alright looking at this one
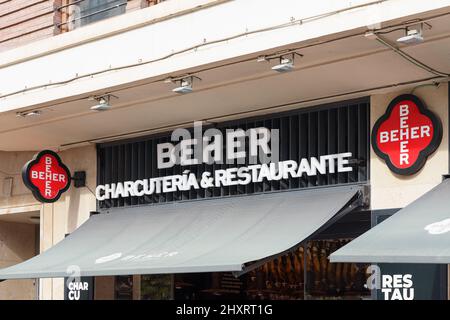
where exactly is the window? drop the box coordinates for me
[74,0,127,28]
[141,275,173,300]
[113,275,173,300]
[114,275,133,300]
[173,242,370,301]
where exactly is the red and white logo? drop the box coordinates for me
[372,94,442,175]
[22,150,71,203]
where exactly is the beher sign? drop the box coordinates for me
[372,94,442,175]
[95,122,355,201]
[22,150,71,203]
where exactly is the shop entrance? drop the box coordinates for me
[0,211,40,300]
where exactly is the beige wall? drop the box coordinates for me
[0,151,40,209]
[94,276,116,300]
[0,145,97,300]
[370,83,449,210]
[0,221,37,300]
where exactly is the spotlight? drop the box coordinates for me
[16,110,41,117]
[271,56,294,72]
[171,76,201,94]
[257,56,269,62]
[397,25,424,45]
[90,95,113,111]
[173,77,193,94]
[257,52,301,73]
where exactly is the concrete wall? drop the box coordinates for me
[0,145,97,300]
[0,221,37,300]
[0,150,41,209]
[370,83,449,210]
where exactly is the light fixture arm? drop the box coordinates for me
[258,51,303,63]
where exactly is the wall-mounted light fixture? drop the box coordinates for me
[89,94,117,111]
[16,110,41,118]
[165,75,201,94]
[257,51,303,73]
[397,24,424,45]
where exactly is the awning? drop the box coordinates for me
[331,179,450,264]
[0,185,361,280]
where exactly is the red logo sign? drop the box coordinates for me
[372,94,442,175]
[22,150,71,203]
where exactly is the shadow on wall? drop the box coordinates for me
[67,187,81,235]
[62,145,97,234]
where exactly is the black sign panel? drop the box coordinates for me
[97,98,370,209]
[64,277,94,300]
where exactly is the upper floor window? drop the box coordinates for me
[73,0,127,28]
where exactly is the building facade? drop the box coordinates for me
[0,0,449,300]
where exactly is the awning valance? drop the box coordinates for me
[331,179,450,264]
[0,185,361,279]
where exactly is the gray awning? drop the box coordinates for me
[331,179,450,264]
[0,185,360,279]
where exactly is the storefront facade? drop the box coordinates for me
[89,85,449,300]
[1,83,449,300]
[94,97,371,300]
[0,0,449,300]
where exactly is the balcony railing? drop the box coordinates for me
[0,0,167,52]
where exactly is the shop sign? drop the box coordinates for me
[64,265,93,300]
[95,122,355,200]
[366,265,414,300]
[372,94,442,175]
[64,277,93,300]
[22,150,71,203]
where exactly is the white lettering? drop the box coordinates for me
[421,125,430,137]
[380,131,389,143]
[400,141,409,153]
[399,104,409,117]
[96,153,354,200]
[249,128,271,159]
[226,130,246,162]
[337,152,353,172]
[400,153,409,165]
[399,117,408,128]
[157,143,176,169]
[180,139,198,166]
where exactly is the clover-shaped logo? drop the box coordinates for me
[22,150,71,203]
[372,94,442,175]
